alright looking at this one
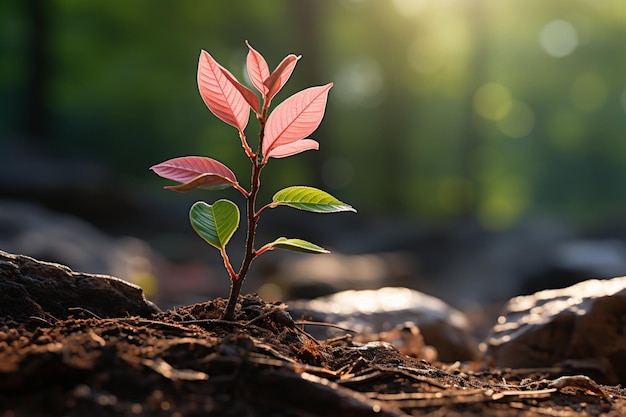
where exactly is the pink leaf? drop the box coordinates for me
[220,67,260,114]
[197,50,250,131]
[164,173,236,192]
[246,41,270,95]
[264,54,300,101]
[262,83,332,160]
[267,139,319,159]
[151,156,237,185]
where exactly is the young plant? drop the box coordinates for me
[151,41,355,320]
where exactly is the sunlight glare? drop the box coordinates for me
[407,20,470,77]
[391,0,427,18]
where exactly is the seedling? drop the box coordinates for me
[151,42,355,320]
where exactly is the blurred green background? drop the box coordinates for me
[3,0,626,232]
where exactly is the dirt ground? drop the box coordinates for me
[1,293,625,417]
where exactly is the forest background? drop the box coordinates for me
[2,1,626,298]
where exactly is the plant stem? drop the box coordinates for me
[222,276,243,321]
[221,152,264,320]
[221,103,269,321]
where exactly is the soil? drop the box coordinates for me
[2,292,626,417]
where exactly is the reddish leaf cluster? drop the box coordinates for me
[197,42,332,162]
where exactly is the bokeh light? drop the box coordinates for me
[539,20,579,58]
[333,57,385,108]
[478,177,530,230]
[473,83,512,121]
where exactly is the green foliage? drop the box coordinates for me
[3,1,626,230]
[189,200,239,250]
[271,186,356,213]
[259,237,330,254]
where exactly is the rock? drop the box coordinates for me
[485,276,626,384]
[0,250,160,323]
[287,287,479,362]
[0,199,231,307]
[0,199,155,282]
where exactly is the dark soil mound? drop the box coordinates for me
[1,251,625,416]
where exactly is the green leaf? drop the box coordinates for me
[261,237,330,254]
[189,200,239,249]
[272,186,356,213]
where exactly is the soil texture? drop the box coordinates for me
[2,293,626,417]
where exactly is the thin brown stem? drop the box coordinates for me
[220,248,237,281]
[254,202,274,219]
[221,113,267,320]
[222,276,243,320]
[232,182,250,198]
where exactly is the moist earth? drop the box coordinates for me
[1,251,625,416]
